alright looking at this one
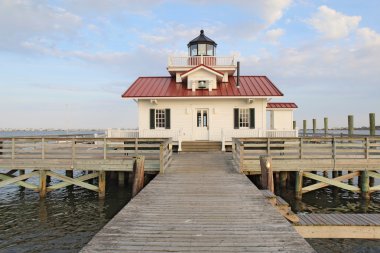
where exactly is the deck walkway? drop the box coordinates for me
[81,152,315,252]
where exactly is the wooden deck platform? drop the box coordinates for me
[81,152,315,252]
[294,213,380,239]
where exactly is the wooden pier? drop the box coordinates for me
[81,152,315,252]
[233,137,380,199]
[0,137,172,198]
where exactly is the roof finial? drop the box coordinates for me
[200,29,204,35]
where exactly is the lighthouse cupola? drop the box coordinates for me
[187,30,217,56]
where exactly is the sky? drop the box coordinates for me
[1,0,380,129]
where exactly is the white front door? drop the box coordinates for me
[195,109,209,140]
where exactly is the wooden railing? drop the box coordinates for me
[0,137,173,172]
[232,137,380,173]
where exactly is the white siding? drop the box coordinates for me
[138,98,267,141]
[270,110,294,130]
[187,69,217,89]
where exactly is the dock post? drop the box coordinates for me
[293,121,296,130]
[260,155,274,193]
[348,115,354,136]
[39,170,47,198]
[118,171,125,187]
[303,120,307,137]
[66,170,73,178]
[369,113,376,136]
[280,172,287,188]
[361,170,370,200]
[324,117,328,136]
[313,119,316,135]
[98,171,106,199]
[295,170,303,200]
[132,156,145,198]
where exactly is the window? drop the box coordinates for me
[155,109,166,128]
[206,44,214,56]
[239,108,249,128]
[190,45,197,56]
[198,44,206,55]
[234,108,255,129]
[150,109,171,129]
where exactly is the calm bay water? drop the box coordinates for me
[0,171,132,253]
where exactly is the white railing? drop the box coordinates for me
[106,128,139,138]
[222,129,298,142]
[168,56,236,67]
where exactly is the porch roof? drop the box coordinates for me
[122,76,284,98]
[267,102,298,109]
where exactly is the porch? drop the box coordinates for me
[107,128,299,151]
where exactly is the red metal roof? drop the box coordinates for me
[122,76,283,98]
[267,102,298,109]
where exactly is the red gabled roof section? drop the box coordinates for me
[122,76,284,98]
[180,64,224,77]
[267,102,298,109]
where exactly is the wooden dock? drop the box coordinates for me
[81,152,315,252]
[294,213,380,239]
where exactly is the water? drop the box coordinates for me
[0,171,132,253]
[275,178,380,253]
[300,129,380,136]
[0,130,104,138]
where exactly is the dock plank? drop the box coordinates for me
[81,153,315,252]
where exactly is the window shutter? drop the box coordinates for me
[150,109,155,129]
[249,108,255,129]
[234,108,239,129]
[165,109,171,129]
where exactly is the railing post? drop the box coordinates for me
[201,54,203,64]
[159,143,164,173]
[221,129,226,151]
[239,142,244,173]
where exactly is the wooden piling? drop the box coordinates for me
[369,113,376,136]
[293,121,296,130]
[118,172,125,187]
[0,141,2,155]
[280,171,287,188]
[348,115,354,137]
[361,171,370,200]
[303,120,307,137]
[66,170,73,178]
[98,171,106,199]
[313,119,316,135]
[323,171,328,178]
[260,156,274,193]
[39,170,47,198]
[19,170,25,176]
[132,156,145,198]
[324,117,328,136]
[295,170,303,200]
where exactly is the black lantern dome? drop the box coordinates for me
[187,30,217,56]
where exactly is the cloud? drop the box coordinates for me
[307,5,361,39]
[264,28,285,44]
[0,0,82,50]
[356,27,380,47]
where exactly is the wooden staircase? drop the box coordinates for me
[181,141,222,152]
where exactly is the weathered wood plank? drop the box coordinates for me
[81,153,314,253]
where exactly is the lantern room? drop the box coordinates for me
[187,30,217,56]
